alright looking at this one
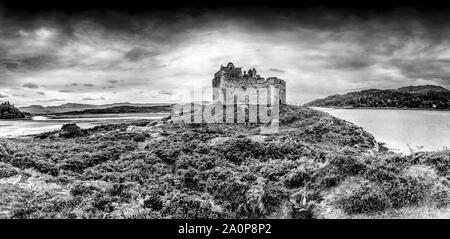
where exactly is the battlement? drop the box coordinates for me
[212,62,286,105]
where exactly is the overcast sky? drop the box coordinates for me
[2,7,450,106]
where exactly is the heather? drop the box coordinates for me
[0,105,449,218]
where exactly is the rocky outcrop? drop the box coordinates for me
[59,123,85,138]
[150,104,380,151]
[0,101,25,119]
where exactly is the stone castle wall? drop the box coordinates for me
[212,62,286,105]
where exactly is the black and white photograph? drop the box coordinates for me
[1,0,450,227]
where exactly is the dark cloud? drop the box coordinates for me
[326,55,376,70]
[37,98,66,102]
[158,90,173,95]
[124,47,159,62]
[0,59,20,71]
[389,58,450,88]
[3,7,450,105]
[36,91,46,95]
[22,82,39,89]
[17,55,56,71]
[269,68,285,73]
[58,89,72,93]
[82,96,105,101]
[2,8,450,50]
[0,94,8,98]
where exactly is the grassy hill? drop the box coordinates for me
[305,85,450,109]
[0,105,449,218]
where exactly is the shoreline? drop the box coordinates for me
[311,106,450,154]
[309,106,450,111]
[0,112,170,121]
[0,117,163,139]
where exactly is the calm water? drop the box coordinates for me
[314,107,450,153]
[0,113,169,138]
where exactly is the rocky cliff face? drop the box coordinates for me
[0,102,25,119]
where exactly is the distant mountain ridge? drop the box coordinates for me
[53,105,173,115]
[20,102,172,114]
[305,85,450,109]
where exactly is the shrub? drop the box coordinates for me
[336,165,450,215]
[384,176,428,208]
[241,178,266,218]
[70,182,105,197]
[262,140,305,161]
[261,182,288,213]
[364,156,404,182]
[260,159,298,181]
[328,155,366,176]
[132,134,147,142]
[205,168,250,209]
[9,151,35,169]
[119,160,154,183]
[107,182,139,201]
[91,193,115,212]
[179,167,202,190]
[290,201,316,219]
[336,180,392,214]
[33,159,58,176]
[430,182,450,207]
[422,153,450,176]
[386,165,449,208]
[309,155,366,191]
[211,138,265,164]
[161,193,224,219]
[284,168,309,188]
[144,194,163,211]
[174,154,216,172]
[58,155,90,173]
[0,162,19,178]
[0,144,10,162]
[150,140,183,164]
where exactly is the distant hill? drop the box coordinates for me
[0,101,25,119]
[305,85,450,109]
[20,102,172,114]
[54,105,173,115]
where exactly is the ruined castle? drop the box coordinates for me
[212,62,286,105]
[171,62,285,128]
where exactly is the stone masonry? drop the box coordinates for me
[212,62,286,106]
